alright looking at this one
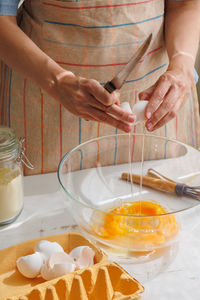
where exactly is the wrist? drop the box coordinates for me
[41,67,65,96]
[168,54,195,84]
[45,67,78,100]
[36,56,74,97]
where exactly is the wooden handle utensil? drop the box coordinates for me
[121,173,200,200]
[121,172,176,193]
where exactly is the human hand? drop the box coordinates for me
[139,58,195,131]
[51,71,135,132]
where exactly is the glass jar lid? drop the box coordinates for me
[0,126,19,160]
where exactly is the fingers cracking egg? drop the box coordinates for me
[119,101,149,125]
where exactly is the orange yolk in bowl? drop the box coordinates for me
[91,201,179,249]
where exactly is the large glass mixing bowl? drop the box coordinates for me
[57,134,200,262]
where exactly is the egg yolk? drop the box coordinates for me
[91,201,179,248]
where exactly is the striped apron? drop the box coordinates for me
[0,0,199,175]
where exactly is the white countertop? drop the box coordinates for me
[1,172,200,300]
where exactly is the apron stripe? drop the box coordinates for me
[56,0,65,164]
[192,86,200,146]
[97,123,100,162]
[2,65,7,125]
[41,93,44,174]
[0,63,5,125]
[44,14,163,29]
[189,91,195,146]
[108,0,117,166]
[43,38,156,49]
[0,62,2,124]
[23,24,33,175]
[8,69,12,127]
[57,61,128,67]
[23,79,27,153]
[78,149,83,170]
[78,118,83,170]
[78,0,89,168]
[131,5,138,163]
[147,2,157,161]
[99,64,167,85]
[126,64,167,83]
[131,91,138,162]
[175,116,178,140]
[97,123,100,138]
[80,0,88,79]
[2,112,95,133]
[55,47,163,67]
[4,67,9,126]
[0,62,3,99]
[114,128,118,165]
[111,4,118,165]
[164,125,167,159]
[42,0,154,10]
[60,104,62,160]
[148,46,163,56]
[79,117,82,144]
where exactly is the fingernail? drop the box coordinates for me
[147,122,153,131]
[139,94,145,100]
[124,124,132,132]
[146,112,151,119]
[128,114,135,122]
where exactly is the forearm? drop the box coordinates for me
[0,16,65,95]
[0,16,135,132]
[165,0,200,74]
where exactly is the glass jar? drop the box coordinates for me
[0,126,33,225]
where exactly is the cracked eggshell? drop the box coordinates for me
[41,263,76,281]
[69,246,95,269]
[132,100,149,124]
[41,252,76,281]
[16,252,43,279]
[119,102,132,113]
[48,252,74,268]
[34,240,64,262]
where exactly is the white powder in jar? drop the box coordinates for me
[0,168,23,223]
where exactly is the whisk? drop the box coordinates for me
[121,171,200,200]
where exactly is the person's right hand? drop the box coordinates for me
[51,71,135,132]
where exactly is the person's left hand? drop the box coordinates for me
[139,62,195,131]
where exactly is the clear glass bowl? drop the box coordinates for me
[57,134,200,262]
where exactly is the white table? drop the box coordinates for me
[1,172,200,300]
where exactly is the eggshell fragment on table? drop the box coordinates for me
[16,252,43,279]
[34,240,64,262]
[41,252,76,281]
[69,246,95,269]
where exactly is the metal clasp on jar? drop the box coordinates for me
[16,137,34,169]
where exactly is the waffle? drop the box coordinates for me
[0,231,144,300]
